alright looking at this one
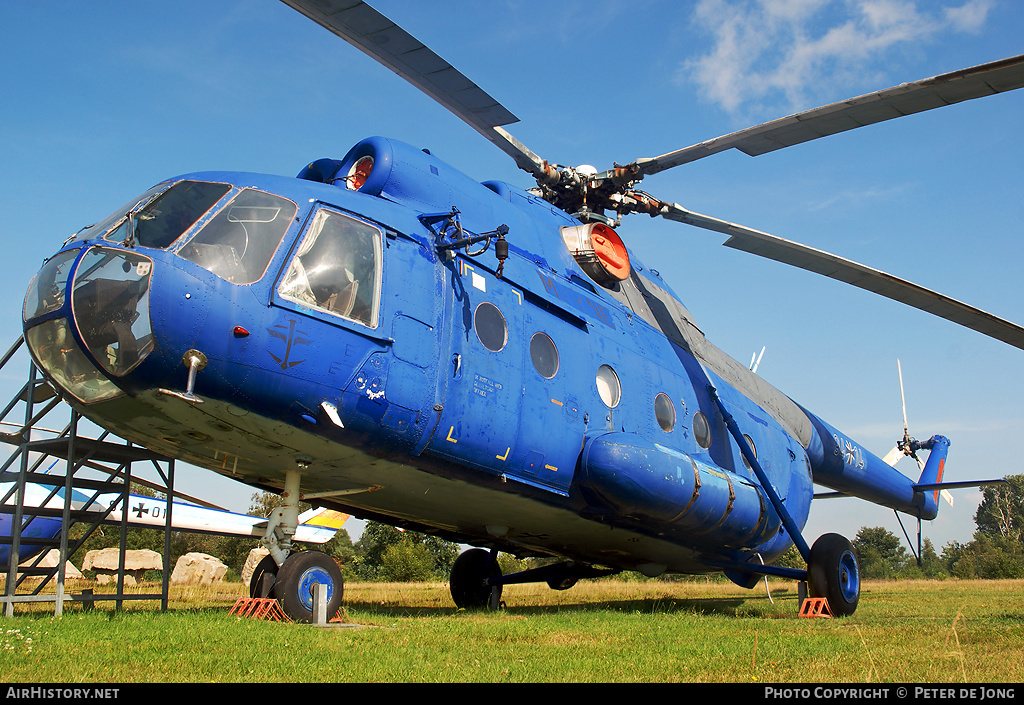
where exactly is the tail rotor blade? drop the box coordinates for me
[882,445,903,467]
[749,346,765,374]
[897,359,909,437]
[883,359,915,468]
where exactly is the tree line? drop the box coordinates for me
[852,474,1024,580]
[67,488,461,582]
[69,475,1024,582]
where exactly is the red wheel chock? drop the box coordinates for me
[228,597,291,621]
[799,597,833,618]
[228,597,346,624]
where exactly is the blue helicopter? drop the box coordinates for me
[18,0,1024,621]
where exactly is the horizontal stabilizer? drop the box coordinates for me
[913,479,1007,492]
[812,491,849,499]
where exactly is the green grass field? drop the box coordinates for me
[1,578,1021,683]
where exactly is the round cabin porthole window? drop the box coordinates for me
[474,302,507,352]
[530,332,559,379]
[655,392,675,432]
[693,410,712,449]
[596,364,621,408]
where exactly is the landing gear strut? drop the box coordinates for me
[709,386,861,616]
[448,548,621,609]
[257,464,345,623]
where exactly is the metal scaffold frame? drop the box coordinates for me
[0,337,176,616]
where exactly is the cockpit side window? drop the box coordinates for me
[277,208,382,328]
[178,188,297,285]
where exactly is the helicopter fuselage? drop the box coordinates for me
[21,136,939,581]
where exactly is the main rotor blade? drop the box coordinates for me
[658,202,1024,351]
[636,54,1024,177]
[897,359,908,436]
[282,0,548,177]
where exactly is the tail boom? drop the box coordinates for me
[804,408,950,519]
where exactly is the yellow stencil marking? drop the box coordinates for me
[446,426,458,443]
[496,447,510,461]
[544,465,558,471]
[513,290,522,305]
[550,399,564,406]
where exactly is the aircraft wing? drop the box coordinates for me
[3,483,348,544]
[108,494,348,544]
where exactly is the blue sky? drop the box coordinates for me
[2,0,1022,553]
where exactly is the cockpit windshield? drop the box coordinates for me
[65,179,297,286]
[101,180,231,248]
[178,188,297,285]
[67,182,169,244]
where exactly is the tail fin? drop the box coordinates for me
[892,434,1004,520]
[912,435,950,519]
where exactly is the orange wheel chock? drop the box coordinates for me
[228,597,291,622]
[228,597,346,624]
[799,597,833,618]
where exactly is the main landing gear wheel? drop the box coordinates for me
[450,548,502,609]
[275,550,345,623]
[807,533,860,617]
[249,554,279,598]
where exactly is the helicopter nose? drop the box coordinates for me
[23,245,155,404]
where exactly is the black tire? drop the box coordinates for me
[807,533,860,617]
[450,548,501,609]
[546,575,577,591]
[249,554,279,599]
[275,551,345,623]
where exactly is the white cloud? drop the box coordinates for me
[944,0,994,30]
[679,0,995,118]
[804,183,910,211]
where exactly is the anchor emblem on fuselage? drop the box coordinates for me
[267,317,312,370]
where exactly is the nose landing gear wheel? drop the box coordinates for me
[807,533,860,617]
[275,551,345,623]
[249,554,279,598]
[450,548,502,609]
